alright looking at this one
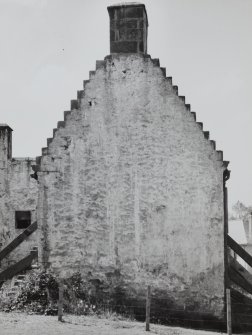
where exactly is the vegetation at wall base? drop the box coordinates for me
[0,270,135,319]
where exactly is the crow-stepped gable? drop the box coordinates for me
[1,3,251,333]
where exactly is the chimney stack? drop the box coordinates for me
[107,3,148,54]
[0,124,12,165]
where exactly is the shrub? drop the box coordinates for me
[0,270,135,319]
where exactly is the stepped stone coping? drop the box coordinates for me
[35,55,229,176]
[57,121,65,128]
[77,90,84,100]
[191,112,196,121]
[152,58,160,66]
[173,86,178,95]
[89,71,96,78]
[96,60,105,69]
[166,77,172,84]
[162,74,224,165]
[42,148,48,155]
[160,67,166,76]
[179,96,185,103]
[64,111,71,121]
[83,80,90,88]
[71,100,78,110]
[185,104,190,111]
[197,122,203,129]
[47,138,53,146]
[210,140,216,150]
[216,150,223,160]
[204,131,210,139]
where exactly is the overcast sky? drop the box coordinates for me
[0,0,251,209]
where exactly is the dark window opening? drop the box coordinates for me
[15,211,31,229]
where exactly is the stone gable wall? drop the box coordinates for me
[37,54,226,319]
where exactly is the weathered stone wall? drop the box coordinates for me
[37,54,227,319]
[0,157,38,269]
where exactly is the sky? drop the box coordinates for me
[0,0,251,209]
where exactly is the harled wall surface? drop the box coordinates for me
[37,54,226,320]
[0,156,38,270]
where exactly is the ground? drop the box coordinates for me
[0,312,229,335]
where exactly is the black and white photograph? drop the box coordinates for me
[0,1,252,334]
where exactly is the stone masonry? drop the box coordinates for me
[37,49,228,322]
[0,3,230,328]
[0,125,38,270]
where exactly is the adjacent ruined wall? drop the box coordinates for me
[0,127,38,269]
[37,54,227,320]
